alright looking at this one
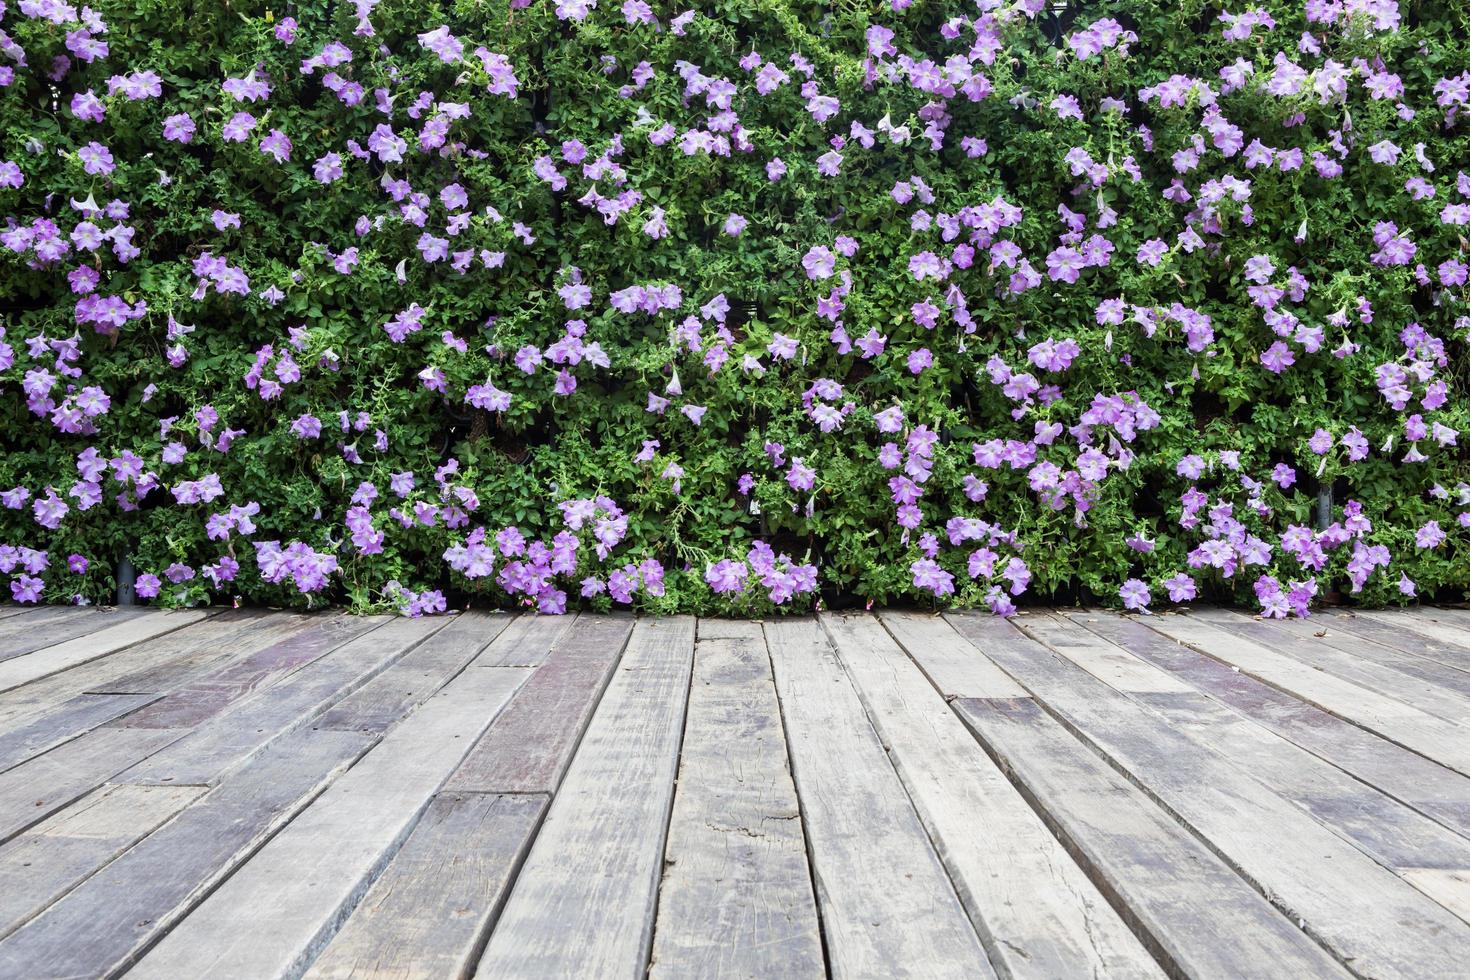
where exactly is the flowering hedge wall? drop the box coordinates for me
[0,0,1467,617]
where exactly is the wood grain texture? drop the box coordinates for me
[444,613,633,794]
[316,610,516,734]
[1022,613,1470,875]
[1070,609,1470,841]
[0,692,156,773]
[1189,607,1470,722]
[475,617,695,980]
[0,783,204,938]
[305,792,548,980]
[0,609,215,694]
[0,726,183,843]
[471,612,577,666]
[117,615,438,785]
[127,665,531,980]
[649,621,824,980]
[765,617,995,980]
[1353,608,1470,650]
[1143,611,1470,776]
[0,728,373,978]
[1270,609,1470,687]
[950,611,1470,979]
[0,608,145,664]
[877,610,1028,698]
[115,613,380,728]
[843,612,1162,979]
[954,695,1350,978]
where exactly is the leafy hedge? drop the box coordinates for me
[0,0,1467,616]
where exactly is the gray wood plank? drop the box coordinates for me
[444,614,633,794]
[1301,609,1470,673]
[649,621,824,980]
[127,664,532,980]
[1144,612,1470,775]
[949,611,1470,977]
[316,610,518,734]
[0,612,290,731]
[0,607,94,647]
[475,617,695,980]
[1069,609,1470,842]
[0,606,42,623]
[0,610,216,693]
[472,612,577,666]
[0,784,205,938]
[115,614,380,729]
[0,693,156,774]
[1355,608,1470,650]
[953,695,1350,978]
[1189,607,1470,722]
[116,616,440,786]
[0,727,373,978]
[838,613,1162,979]
[304,792,548,980]
[0,608,145,664]
[1022,613,1470,876]
[0,727,184,843]
[764,617,995,980]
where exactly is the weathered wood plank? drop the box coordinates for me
[444,614,633,794]
[1189,607,1470,722]
[116,616,440,786]
[0,727,183,843]
[953,695,1350,978]
[764,617,994,980]
[304,792,548,980]
[475,617,695,980]
[1070,609,1470,841]
[316,610,517,734]
[92,609,307,693]
[0,608,145,664]
[1304,609,1470,673]
[0,784,205,938]
[878,609,1028,698]
[115,614,380,729]
[0,606,42,623]
[0,727,373,978]
[0,610,216,694]
[649,621,824,980]
[0,693,156,774]
[126,664,531,980]
[1354,608,1470,650]
[1022,613,1470,876]
[1144,612,1470,775]
[837,613,1161,979]
[472,612,577,666]
[0,607,94,648]
[949,611,1470,978]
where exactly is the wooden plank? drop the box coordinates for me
[953,695,1350,978]
[444,614,633,794]
[472,612,577,666]
[304,792,548,980]
[649,621,824,980]
[0,608,145,664]
[115,613,381,729]
[877,610,1028,698]
[1267,610,1470,700]
[838,613,1160,979]
[0,609,215,693]
[116,616,440,786]
[126,665,532,980]
[1188,607,1470,722]
[948,611,1470,977]
[1021,613,1470,875]
[316,610,517,734]
[0,606,42,623]
[1309,609,1470,671]
[1354,608,1470,650]
[0,727,183,843]
[0,784,205,938]
[93,610,308,693]
[0,693,156,774]
[476,618,695,979]
[764,617,994,980]
[1143,612,1470,775]
[0,727,374,978]
[0,607,93,647]
[1069,610,1470,841]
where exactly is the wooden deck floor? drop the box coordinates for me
[1,605,1470,977]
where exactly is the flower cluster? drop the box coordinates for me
[0,1,1466,618]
